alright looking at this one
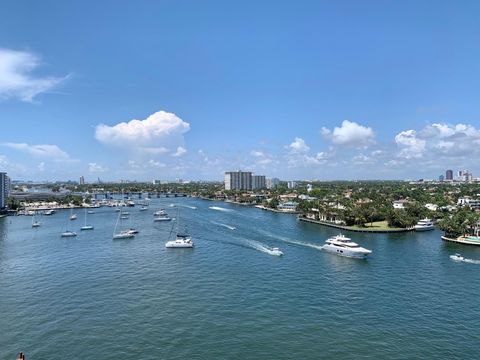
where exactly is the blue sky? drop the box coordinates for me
[1,0,480,181]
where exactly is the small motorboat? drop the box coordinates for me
[450,253,465,262]
[113,230,135,239]
[81,225,94,231]
[70,214,77,220]
[269,247,284,256]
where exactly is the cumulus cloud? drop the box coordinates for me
[0,48,67,102]
[172,146,187,157]
[148,159,166,168]
[395,123,480,161]
[323,120,375,148]
[394,130,426,159]
[3,142,70,160]
[95,110,190,153]
[288,137,310,153]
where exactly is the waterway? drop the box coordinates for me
[1,198,479,359]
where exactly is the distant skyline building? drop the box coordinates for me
[287,181,298,189]
[439,175,444,182]
[266,178,280,189]
[446,170,453,181]
[224,171,252,191]
[252,175,266,190]
[0,172,11,209]
[79,176,85,185]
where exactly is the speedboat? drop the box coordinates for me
[139,206,148,211]
[322,234,372,259]
[70,214,77,220]
[81,225,94,231]
[153,210,166,216]
[269,247,283,256]
[32,221,41,228]
[87,210,95,214]
[44,209,55,215]
[414,218,434,231]
[113,230,135,239]
[61,231,77,237]
[165,234,194,248]
[450,253,464,262]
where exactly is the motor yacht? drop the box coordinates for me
[414,218,434,231]
[153,210,166,216]
[322,234,372,259]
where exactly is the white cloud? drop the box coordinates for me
[3,142,70,160]
[37,162,45,172]
[323,120,375,148]
[395,130,426,159]
[138,146,170,155]
[172,146,187,157]
[88,162,107,173]
[288,137,310,153]
[250,150,265,157]
[0,48,67,102]
[95,111,190,153]
[148,159,166,168]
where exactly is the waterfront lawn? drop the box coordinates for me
[345,220,405,232]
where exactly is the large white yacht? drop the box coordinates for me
[322,234,372,259]
[414,218,434,231]
[165,233,194,248]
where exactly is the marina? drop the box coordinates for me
[1,197,479,359]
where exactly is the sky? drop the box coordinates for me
[0,0,480,182]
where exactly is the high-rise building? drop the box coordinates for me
[224,171,252,190]
[79,176,85,185]
[287,181,298,189]
[445,170,453,181]
[0,172,10,209]
[439,175,445,182]
[252,175,266,190]
[266,177,280,189]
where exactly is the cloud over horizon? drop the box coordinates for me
[95,110,190,157]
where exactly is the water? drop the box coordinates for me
[1,198,480,359]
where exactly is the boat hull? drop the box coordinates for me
[322,244,370,259]
[414,226,434,231]
[165,242,194,248]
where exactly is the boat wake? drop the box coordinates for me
[258,230,324,251]
[209,206,233,212]
[183,205,197,209]
[451,255,480,264]
[212,221,236,230]
[244,240,283,256]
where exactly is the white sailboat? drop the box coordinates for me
[80,208,94,230]
[69,208,77,220]
[32,211,41,228]
[113,210,135,239]
[165,209,193,248]
[61,210,77,237]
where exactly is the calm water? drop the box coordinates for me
[1,198,479,359]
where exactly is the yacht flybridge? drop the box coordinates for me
[322,234,371,259]
[414,218,434,231]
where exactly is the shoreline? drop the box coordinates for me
[441,235,480,246]
[298,216,413,233]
